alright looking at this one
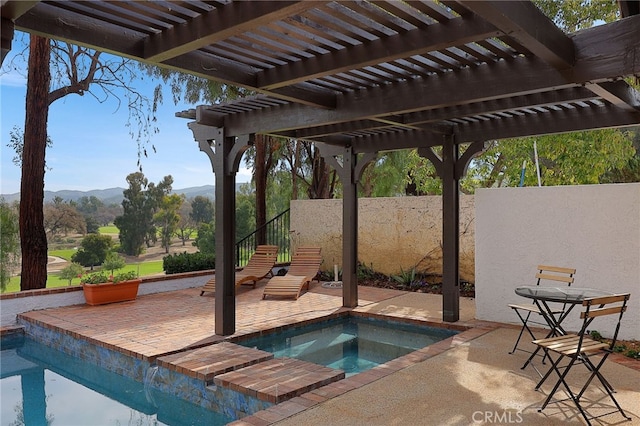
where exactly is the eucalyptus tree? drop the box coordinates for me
[4,34,159,290]
[75,196,107,233]
[114,172,173,256]
[176,199,195,246]
[278,139,337,200]
[154,193,184,253]
[358,151,411,197]
[144,175,174,247]
[190,195,214,225]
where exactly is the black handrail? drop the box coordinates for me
[235,209,290,267]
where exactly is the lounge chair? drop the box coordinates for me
[200,245,278,296]
[262,246,322,300]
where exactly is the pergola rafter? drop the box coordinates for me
[2,0,639,335]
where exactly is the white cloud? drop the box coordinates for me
[0,70,27,88]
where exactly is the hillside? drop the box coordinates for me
[0,185,234,204]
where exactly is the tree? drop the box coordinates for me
[102,252,126,276]
[114,172,173,255]
[534,0,619,33]
[7,125,52,168]
[177,200,195,245]
[0,198,20,291]
[97,204,123,227]
[358,151,409,197]
[75,196,106,233]
[194,222,215,256]
[154,194,184,253]
[19,35,50,291]
[142,65,249,106]
[278,139,336,200]
[6,33,159,291]
[71,234,113,270]
[144,175,174,247]
[601,126,640,183]
[250,134,282,244]
[43,197,86,239]
[58,263,84,286]
[115,172,151,256]
[190,196,214,225]
[236,185,256,241]
[459,130,635,191]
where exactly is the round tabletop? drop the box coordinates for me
[515,286,614,304]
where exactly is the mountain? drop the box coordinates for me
[1,185,222,205]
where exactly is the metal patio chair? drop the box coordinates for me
[508,265,576,355]
[532,293,631,425]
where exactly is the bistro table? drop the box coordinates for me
[514,285,615,371]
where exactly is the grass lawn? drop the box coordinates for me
[98,225,119,235]
[49,249,76,261]
[2,260,165,293]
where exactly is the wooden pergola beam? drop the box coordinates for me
[221,15,640,136]
[460,1,575,70]
[144,1,323,62]
[256,14,499,90]
[279,86,603,139]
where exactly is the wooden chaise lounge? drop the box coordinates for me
[262,246,322,300]
[200,244,278,296]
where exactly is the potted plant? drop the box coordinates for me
[80,253,141,305]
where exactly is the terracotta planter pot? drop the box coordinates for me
[82,279,141,306]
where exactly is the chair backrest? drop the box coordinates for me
[535,265,575,287]
[242,245,278,273]
[288,246,322,279]
[578,293,630,349]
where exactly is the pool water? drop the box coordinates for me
[0,334,232,426]
[236,315,457,377]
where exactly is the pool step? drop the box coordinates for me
[155,342,273,384]
[213,357,345,404]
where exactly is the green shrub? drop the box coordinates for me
[163,252,215,274]
[58,263,85,286]
[80,271,109,284]
[102,252,126,276]
[626,349,640,360]
[113,270,138,283]
[392,267,417,288]
[357,262,377,281]
[589,330,603,341]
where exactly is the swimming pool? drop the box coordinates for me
[0,333,232,426]
[235,314,458,377]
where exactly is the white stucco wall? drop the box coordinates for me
[475,183,640,340]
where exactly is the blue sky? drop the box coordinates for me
[0,34,251,195]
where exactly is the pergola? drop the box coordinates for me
[2,1,639,335]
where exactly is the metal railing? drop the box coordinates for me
[235,209,290,267]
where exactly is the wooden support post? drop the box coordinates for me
[316,143,376,308]
[441,138,460,322]
[341,146,358,307]
[419,139,486,322]
[188,122,251,335]
[213,135,237,335]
